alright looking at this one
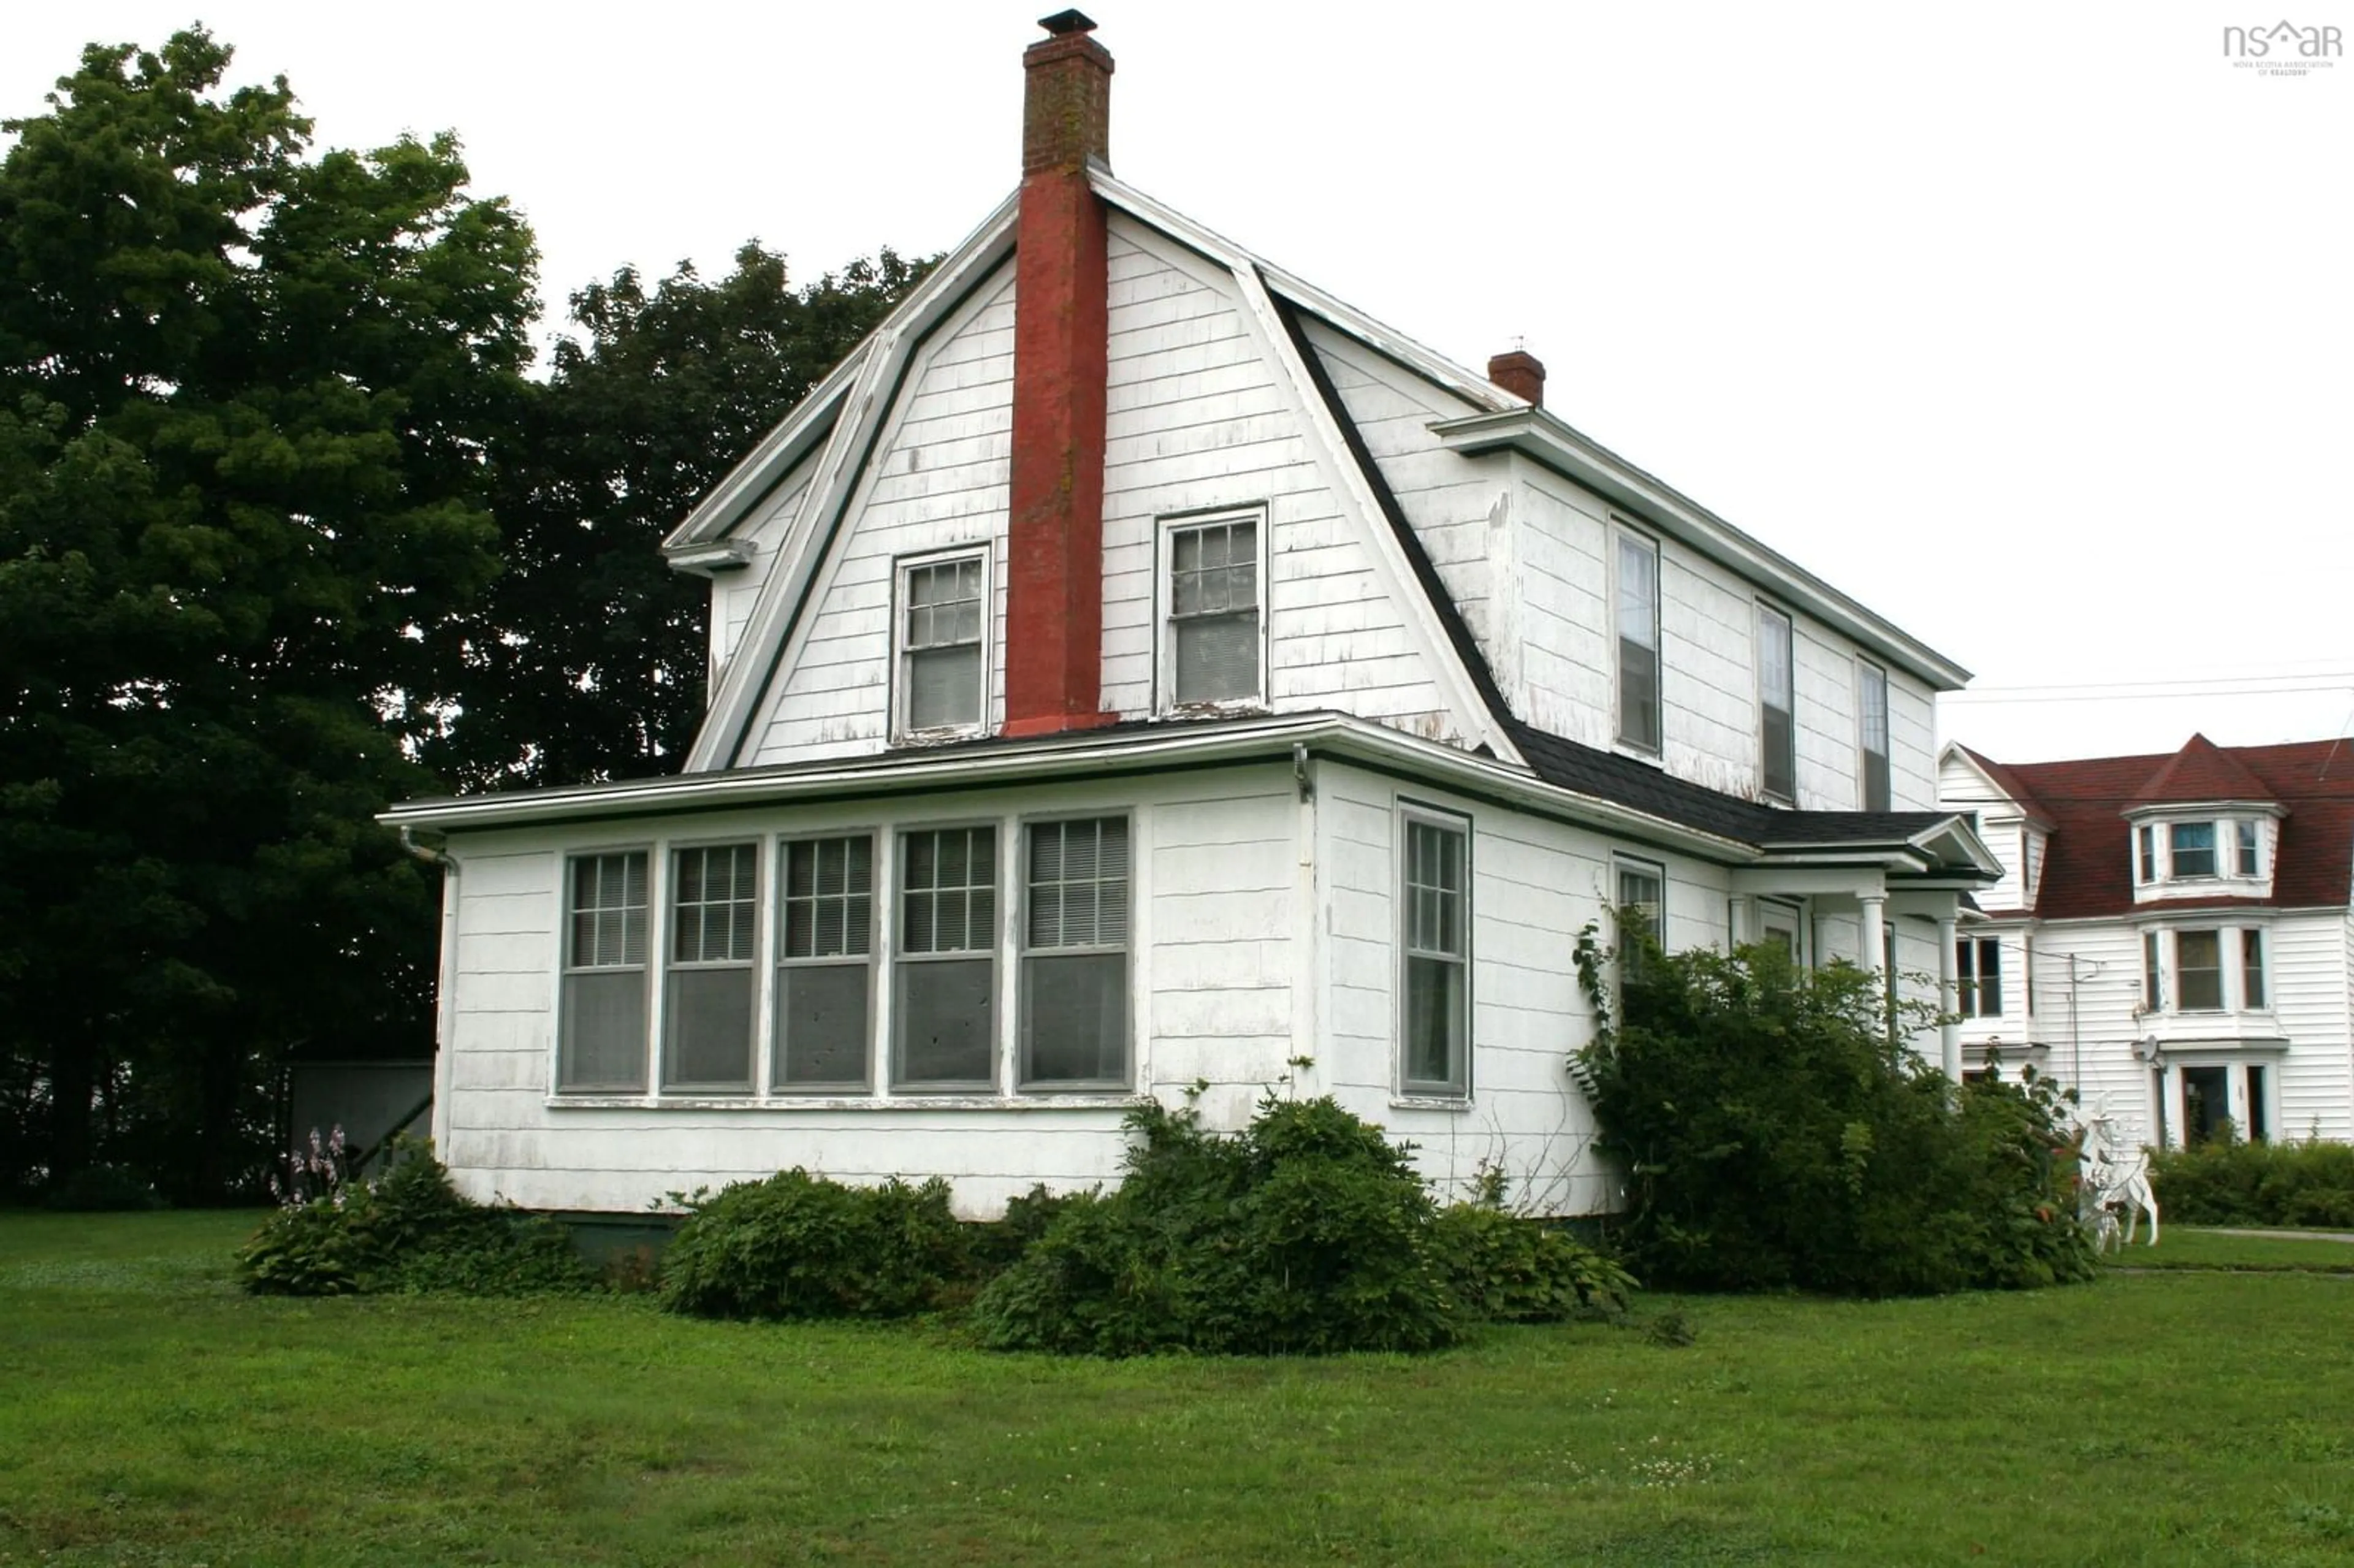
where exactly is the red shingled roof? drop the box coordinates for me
[1968,735,2354,919]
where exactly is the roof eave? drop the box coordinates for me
[1430,408,1972,692]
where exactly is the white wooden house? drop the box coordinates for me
[1939,734,2354,1147]
[385,14,1998,1218]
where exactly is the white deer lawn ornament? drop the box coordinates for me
[2078,1100,2160,1250]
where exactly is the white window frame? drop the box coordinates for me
[2235,819,2261,878]
[1154,505,1269,715]
[1756,602,1796,804]
[890,820,1003,1093]
[557,847,655,1094]
[890,544,992,744]
[1613,854,1668,958]
[1612,525,1663,754]
[1956,935,2003,1019]
[1018,813,1134,1092]
[2168,821,2219,881]
[1856,660,1891,812]
[2173,927,2225,1013]
[660,838,763,1095]
[772,831,879,1094]
[1397,802,1474,1099]
[2241,927,2268,1011]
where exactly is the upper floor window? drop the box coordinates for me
[1758,605,1794,802]
[1857,661,1891,812]
[1401,812,1471,1097]
[1955,936,2002,1018]
[560,851,650,1093]
[1615,532,1661,751]
[896,550,988,739]
[2142,931,2162,1011]
[2236,820,2260,877]
[1162,512,1263,709]
[2169,822,2217,879]
[2174,929,2223,1011]
[1021,816,1132,1089]
[2138,825,2157,882]
[2242,929,2267,1010]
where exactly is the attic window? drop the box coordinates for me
[1160,511,1264,710]
[896,550,989,740]
[1615,532,1661,752]
[1758,604,1795,802]
[1857,661,1891,812]
[2169,822,2217,879]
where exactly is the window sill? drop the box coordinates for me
[546,1093,1148,1112]
[1389,1094,1474,1113]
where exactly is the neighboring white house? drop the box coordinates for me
[1938,734,2354,1147]
[384,13,1997,1218]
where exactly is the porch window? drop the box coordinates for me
[560,851,649,1092]
[1615,532,1661,750]
[1858,661,1891,812]
[2242,929,2266,1010]
[663,843,758,1092]
[1956,936,2003,1018]
[896,551,988,738]
[1758,605,1795,802]
[2169,822,2217,879]
[1164,513,1262,707]
[1021,816,1131,1089]
[894,826,997,1089]
[2175,929,2222,1011]
[775,835,874,1090]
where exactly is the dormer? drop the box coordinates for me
[2122,734,2285,905]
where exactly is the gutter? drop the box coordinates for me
[1428,408,1972,692]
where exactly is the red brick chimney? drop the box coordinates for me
[1004,10,1117,737]
[1488,348,1545,408]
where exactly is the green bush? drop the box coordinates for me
[237,1141,596,1297]
[1428,1203,1637,1322]
[969,1095,1471,1357]
[1571,931,2094,1296]
[2150,1136,2354,1228]
[657,1170,970,1320]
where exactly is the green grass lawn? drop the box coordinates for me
[2103,1226,2354,1274]
[4,1212,2352,1567]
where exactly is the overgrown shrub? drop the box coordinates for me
[1428,1203,1637,1322]
[2151,1136,2354,1228]
[237,1135,596,1296]
[657,1170,970,1320]
[1571,931,2094,1295]
[970,1095,1472,1356]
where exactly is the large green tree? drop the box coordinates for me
[436,244,930,790]
[0,31,536,1197]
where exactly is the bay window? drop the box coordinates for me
[2242,929,2266,1010]
[2174,929,2223,1011]
[2169,823,2217,879]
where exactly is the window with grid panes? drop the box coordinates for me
[894,826,997,1089]
[899,554,986,735]
[665,843,758,1091]
[775,835,874,1090]
[1167,516,1261,706]
[1759,605,1795,801]
[1401,816,1470,1094]
[1616,533,1661,750]
[1021,818,1130,1087]
[561,853,649,1091]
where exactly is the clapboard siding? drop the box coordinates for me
[707,462,817,682]
[1097,216,1456,734]
[744,268,1018,763]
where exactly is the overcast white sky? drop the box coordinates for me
[6,2,2347,767]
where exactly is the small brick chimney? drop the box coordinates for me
[1004,10,1117,737]
[1488,348,1546,408]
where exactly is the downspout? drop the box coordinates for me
[400,828,460,1159]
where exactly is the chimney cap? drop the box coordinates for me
[1038,9,1097,34]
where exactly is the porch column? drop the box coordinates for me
[1727,895,1757,948]
[2162,1064,2188,1150]
[1859,894,1887,974]
[1936,913,1961,1081]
